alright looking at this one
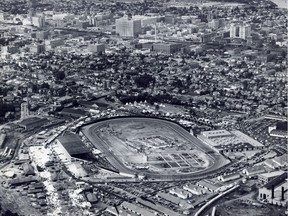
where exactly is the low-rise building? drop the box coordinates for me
[121,201,157,216]
[88,43,105,54]
[242,165,266,178]
[258,172,287,207]
[156,192,192,209]
[169,187,192,199]
[218,173,241,182]
[196,179,230,193]
[136,197,181,216]
[183,184,207,195]
[17,117,49,131]
[258,170,285,184]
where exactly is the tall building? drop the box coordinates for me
[230,23,240,38]
[239,24,251,40]
[28,0,37,22]
[36,30,49,40]
[209,19,225,29]
[30,43,45,54]
[115,15,142,37]
[230,23,251,40]
[200,33,215,43]
[21,102,30,120]
[32,15,45,28]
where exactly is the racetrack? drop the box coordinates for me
[81,117,230,180]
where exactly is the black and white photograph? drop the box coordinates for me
[0,0,287,215]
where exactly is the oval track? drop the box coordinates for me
[81,117,230,180]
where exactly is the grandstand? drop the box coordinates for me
[56,133,91,162]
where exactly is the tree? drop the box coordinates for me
[53,71,65,80]
[155,104,160,111]
[134,74,154,88]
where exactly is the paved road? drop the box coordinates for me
[81,117,230,180]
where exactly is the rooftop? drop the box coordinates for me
[273,154,288,166]
[245,165,266,173]
[197,179,224,191]
[202,129,233,138]
[263,172,287,189]
[259,170,285,178]
[18,117,49,128]
[121,201,156,216]
[60,108,87,117]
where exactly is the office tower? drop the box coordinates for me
[28,0,37,22]
[36,30,49,40]
[230,23,240,38]
[32,15,45,28]
[21,102,30,119]
[115,15,142,37]
[239,24,251,40]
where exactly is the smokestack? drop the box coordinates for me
[281,186,285,201]
[154,25,157,42]
[271,185,275,199]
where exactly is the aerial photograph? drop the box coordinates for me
[0,0,287,215]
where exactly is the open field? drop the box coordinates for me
[82,117,230,180]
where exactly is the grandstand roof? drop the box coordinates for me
[57,134,90,156]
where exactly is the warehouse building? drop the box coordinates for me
[197,129,265,153]
[169,187,192,199]
[121,201,157,216]
[183,184,208,195]
[56,133,91,162]
[18,117,49,131]
[258,170,285,184]
[60,108,88,118]
[242,165,266,178]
